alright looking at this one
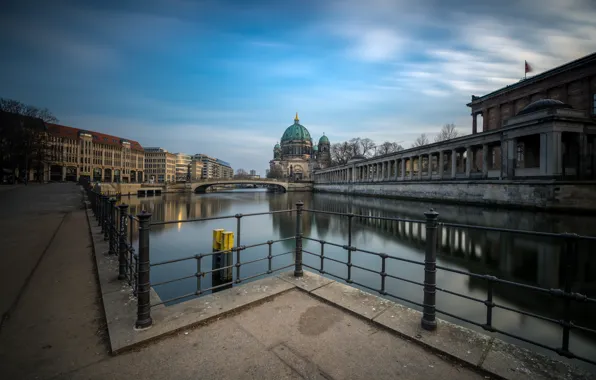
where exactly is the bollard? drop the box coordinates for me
[118,204,129,280]
[294,201,304,277]
[421,208,439,331]
[108,198,117,250]
[136,211,152,329]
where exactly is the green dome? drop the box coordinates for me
[274,143,280,149]
[281,113,311,142]
[313,145,318,151]
[319,134,329,144]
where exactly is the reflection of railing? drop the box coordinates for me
[86,189,596,367]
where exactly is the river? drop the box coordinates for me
[120,189,596,369]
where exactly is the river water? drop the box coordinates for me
[121,189,596,369]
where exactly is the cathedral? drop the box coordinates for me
[269,113,331,180]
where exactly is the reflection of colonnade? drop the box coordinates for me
[305,194,596,293]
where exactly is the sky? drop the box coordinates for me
[1,0,595,174]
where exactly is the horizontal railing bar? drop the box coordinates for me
[384,254,426,266]
[350,263,380,275]
[201,263,236,276]
[242,236,295,249]
[150,255,198,267]
[570,323,596,335]
[152,274,197,287]
[440,222,596,241]
[271,251,293,258]
[386,273,425,288]
[303,209,425,224]
[150,209,295,226]
[240,256,269,266]
[494,303,561,325]
[435,286,484,303]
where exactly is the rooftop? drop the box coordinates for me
[47,123,144,152]
[467,52,596,107]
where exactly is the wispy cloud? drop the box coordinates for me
[1,0,595,173]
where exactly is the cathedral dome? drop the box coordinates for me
[313,145,318,151]
[281,113,311,143]
[274,142,280,149]
[319,134,329,144]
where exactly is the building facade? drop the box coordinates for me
[46,123,144,183]
[189,160,203,181]
[144,147,176,183]
[269,113,330,180]
[468,52,596,134]
[175,153,192,182]
[193,154,233,179]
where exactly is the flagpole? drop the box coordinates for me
[524,61,526,80]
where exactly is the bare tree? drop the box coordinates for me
[0,97,58,123]
[347,138,362,156]
[376,141,404,156]
[330,141,355,166]
[234,168,249,179]
[359,138,376,158]
[411,133,429,148]
[434,123,459,143]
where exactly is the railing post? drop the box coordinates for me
[294,201,304,277]
[99,195,106,227]
[101,197,113,241]
[560,234,578,357]
[106,198,115,241]
[108,198,116,249]
[118,204,129,280]
[136,211,153,329]
[421,208,439,331]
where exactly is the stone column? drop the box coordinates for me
[417,156,422,180]
[394,159,398,180]
[482,109,488,132]
[409,158,414,180]
[380,162,384,181]
[546,132,563,177]
[428,153,433,176]
[539,133,548,176]
[401,159,406,180]
[579,133,589,180]
[61,166,67,181]
[451,149,457,178]
[438,151,444,179]
[482,144,489,177]
[465,147,472,177]
[506,138,517,178]
[472,112,477,134]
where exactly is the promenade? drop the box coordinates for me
[0,184,591,379]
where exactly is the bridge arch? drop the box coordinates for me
[191,179,288,193]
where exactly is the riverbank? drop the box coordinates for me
[313,180,596,214]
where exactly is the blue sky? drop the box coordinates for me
[1,0,595,174]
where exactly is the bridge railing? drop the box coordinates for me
[86,189,596,367]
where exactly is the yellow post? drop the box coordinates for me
[212,229,235,289]
[212,229,224,251]
[221,231,234,251]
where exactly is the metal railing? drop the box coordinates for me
[85,189,596,366]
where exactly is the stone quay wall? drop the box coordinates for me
[313,181,596,213]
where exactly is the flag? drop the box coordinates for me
[525,60,533,74]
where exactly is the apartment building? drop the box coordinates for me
[175,153,192,182]
[46,123,144,183]
[144,147,176,183]
[192,154,233,179]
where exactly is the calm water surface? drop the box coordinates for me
[122,189,596,369]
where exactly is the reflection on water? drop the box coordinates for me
[119,189,596,369]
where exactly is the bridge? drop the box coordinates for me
[189,178,289,193]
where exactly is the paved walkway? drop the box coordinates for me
[0,184,490,379]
